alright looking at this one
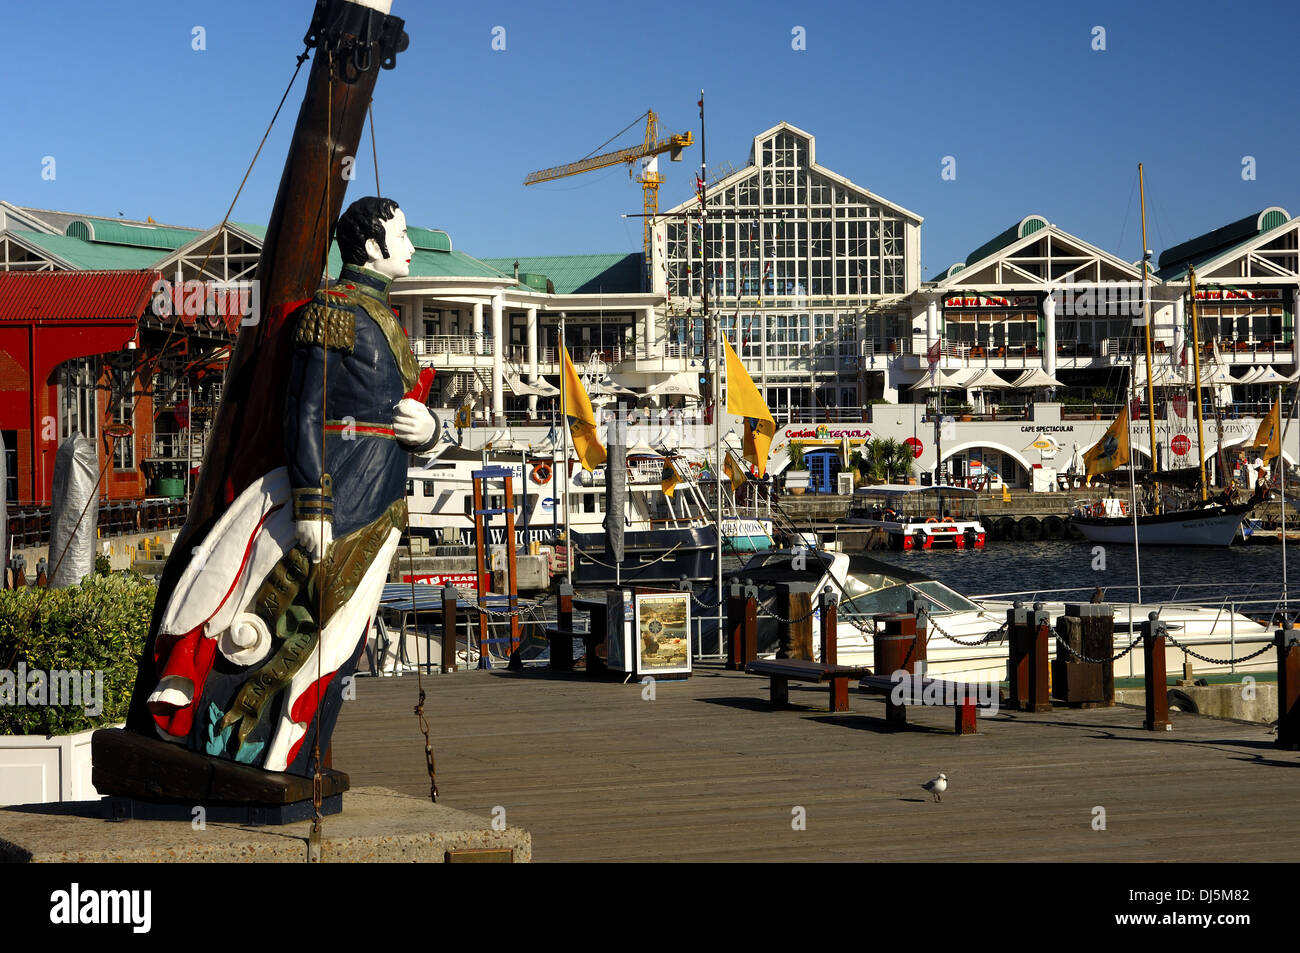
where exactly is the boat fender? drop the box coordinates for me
[1167,689,1199,714]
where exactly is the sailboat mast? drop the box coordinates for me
[1138,164,1160,476]
[1188,267,1209,501]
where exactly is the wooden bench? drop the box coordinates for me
[859,674,983,735]
[746,659,870,713]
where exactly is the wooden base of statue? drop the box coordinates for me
[92,727,349,806]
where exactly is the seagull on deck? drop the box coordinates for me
[922,773,947,802]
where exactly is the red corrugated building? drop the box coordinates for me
[0,270,158,504]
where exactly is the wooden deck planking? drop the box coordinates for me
[330,667,1299,862]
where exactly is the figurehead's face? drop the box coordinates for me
[366,207,413,279]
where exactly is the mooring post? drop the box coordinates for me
[1028,601,1052,713]
[741,578,759,667]
[1053,603,1115,707]
[726,579,745,670]
[1142,612,1172,731]
[820,586,838,667]
[876,612,922,727]
[586,597,607,677]
[1276,620,1300,750]
[553,581,574,673]
[440,582,458,674]
[777,581,816,660]
[1007,600,1030,710]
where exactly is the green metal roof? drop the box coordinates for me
[64,218,200,249]
[408,226,452,252]
[1156,207,1292,279]
[930,262,965,282]
[963,215,1050,270]
[13,230,166,270]
[326,243,509,280]
[480,253,644,294]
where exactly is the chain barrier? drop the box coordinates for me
[690,590,724,611]
[1054,632,1144,664]
[756,597,820,626]
[922,609,1006,648]
[474,599,543,618]
[1162,632,1274,666]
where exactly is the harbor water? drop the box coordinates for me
[860,538,1296,608]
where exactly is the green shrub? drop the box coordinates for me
[0,573,156,735]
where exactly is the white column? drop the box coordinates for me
[926,299,938,352]
[642,306,656,355]
[1173,296,1186,368]
[410,295,424,351]
[1293,287,1300,367]
[472,302,484,357]
[491,294,504,423]
[527,306,539,418]
[1042,292,1056,375]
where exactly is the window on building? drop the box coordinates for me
[60,357,100,443]
[112,369,135,471]
[1,430,16,504]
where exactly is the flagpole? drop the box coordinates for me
[560,315,572,587]
[1126,381,1142,603]
[698,88,724,658]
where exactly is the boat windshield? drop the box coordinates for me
[840,580,981,618]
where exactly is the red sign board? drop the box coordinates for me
[401,573,480,588]
[904,437,924,459]
[1171,434,1191,456]
[1172,394,1187,418]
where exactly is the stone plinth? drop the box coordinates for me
[0,787,529,863]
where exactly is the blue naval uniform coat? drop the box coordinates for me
[284,264,431,538]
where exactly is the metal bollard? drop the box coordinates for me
[1142,612,1172,731]
[820,586,838,667]
[1276,621,1300,750]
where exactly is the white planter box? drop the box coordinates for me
[0,725,119,807]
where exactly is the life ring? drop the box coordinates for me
[1119,501,1128,516]
[925,517,938,524]
[942,517,954,523]
[531,463,552,484]
[688,461,704,474]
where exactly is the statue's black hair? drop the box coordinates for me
[335,196,400,266]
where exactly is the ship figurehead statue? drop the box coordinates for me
[115,197,436,792]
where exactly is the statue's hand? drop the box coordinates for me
[393,397,435,447]
[295,519,333,563]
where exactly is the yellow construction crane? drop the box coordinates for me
[523,110,693,286]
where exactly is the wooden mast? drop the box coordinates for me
[125,0,408,735]
[1188,265,1209,501]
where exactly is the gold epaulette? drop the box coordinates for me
[294,296,356,353]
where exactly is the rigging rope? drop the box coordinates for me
[13,44,313,667]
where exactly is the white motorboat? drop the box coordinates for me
[846,484,987,551]
[719,548,1276,682]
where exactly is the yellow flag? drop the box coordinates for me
[660,459,682,498]
[1083,404,1131,478]
[723,337,775,477]
[723,451,746,492]
[562,346,606,471]
[1251,400,1281,462]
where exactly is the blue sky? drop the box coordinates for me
[4,0,1297,277]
